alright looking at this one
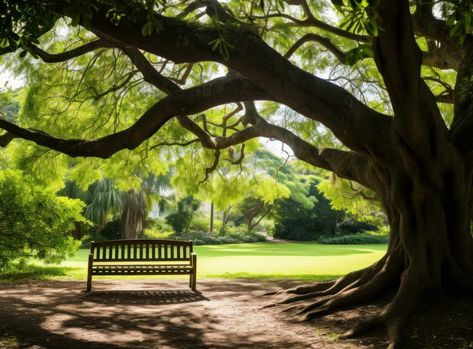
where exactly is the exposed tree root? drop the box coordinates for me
[284,280,337,295]
[340,313,384,338]
[265,246,446,348]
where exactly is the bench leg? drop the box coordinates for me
[191,253,197,291]
[86,253,93,292]
[86,275,92,292]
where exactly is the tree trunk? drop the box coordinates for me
[276,137,473,348]
[71,222,83,240]
[121,190,142,239]
[121,207,140,239]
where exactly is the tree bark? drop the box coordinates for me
[276,128,473,348]
[120,190,142,240]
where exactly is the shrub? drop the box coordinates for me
[0,170,85,269]
[172,230,266,245]
[143,228,174,239]
[337,219,378,235]
[165,196,200,233]
[273,178,344,241]
[319,233,388,244]
[99,219,122,240]
[189,216,209,232]
[273,221,317,241]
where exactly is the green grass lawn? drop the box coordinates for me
[1,242,387,282]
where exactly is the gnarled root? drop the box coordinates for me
[268,247,435,348]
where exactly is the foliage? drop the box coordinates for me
[165,196,200,233]
[60,173,171,239]
[84,178,122,227]
[0,89,19,123]
[96,219,122,240]
[317,175,385,226]
[337,218,378,235]
[230,196,273,232]
[0,169,84,269]
[222,152,320,233]
[319,233,388,245]
[167,229,267,245]
[142,227,174,239]
[273,176,345,241]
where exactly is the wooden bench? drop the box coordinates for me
[86,239,197,292]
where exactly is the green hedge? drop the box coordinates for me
[319,233,388,244]
[174,230,267,245]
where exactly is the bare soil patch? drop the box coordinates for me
[0,279,471,349]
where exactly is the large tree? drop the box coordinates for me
[1,0,473,347]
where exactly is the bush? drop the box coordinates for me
[172,230,266,245]
[0,170,85,269]
[99,219,122,240]
[273,221,317,241]
[143,228,174,239]
[337,219,378,235]
[319,233,388,244]
[165,196,200,233]
[273,178,344,241]
[188,216,209,232]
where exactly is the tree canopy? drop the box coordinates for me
[1,1,473,348]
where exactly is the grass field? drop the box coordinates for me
[1,242,387,281]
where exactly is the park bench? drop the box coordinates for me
[86,239,197,292]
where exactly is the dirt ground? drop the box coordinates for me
[0,279,472,349]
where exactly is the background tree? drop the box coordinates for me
[1,0,473,347]
[273,175,345,240]
[62,174,171,239]
[165,195,201,234]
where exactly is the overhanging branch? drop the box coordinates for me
[178,103,377,188]
[0,77,268,158]
[284,33,347,63]
[119,46,181,94]
[85,8,393,161]
[28,39,113,63]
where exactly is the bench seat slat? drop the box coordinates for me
[92,258,191,262]
[92,264,193,275]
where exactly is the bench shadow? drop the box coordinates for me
[85,289,209,305]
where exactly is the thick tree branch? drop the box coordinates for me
[119,46,181,94]
[374,0,449,154]
[28,39,113,63]
[284,33,347,63]
[178,104,377,188]
[451,43,473,152]
[412,4,465,70]
[435,92,454,104]
[254,3,369,42]
[82,7,393,162]
[0,77,268,158]
[0,132,16,147]
[422,46,461,70]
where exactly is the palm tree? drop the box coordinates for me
[84,178,123,228]
[87,174,172,239]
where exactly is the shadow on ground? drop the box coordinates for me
[0,279,471,349]
[0,280,340,349]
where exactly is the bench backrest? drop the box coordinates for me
[90,239,193,262]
